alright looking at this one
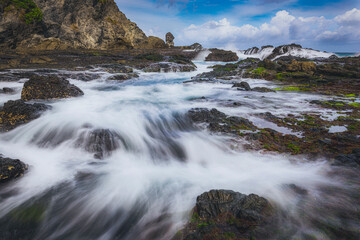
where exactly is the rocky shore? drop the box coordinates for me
[1,0,359,239]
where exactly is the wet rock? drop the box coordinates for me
[252,87,276,93]
[175,190,275,240]
[21,75,84,101]
[0,155,28,183]
[166,32,175,48]
[142,62,196,73]
[205,49,239,62]
[232,81,251,91]
[75,129,124,159]
[0,100,50,132]
[266,43,303,60]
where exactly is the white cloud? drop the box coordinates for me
[335,8,360,26]
[180,8,360,49]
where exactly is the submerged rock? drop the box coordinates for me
[75,129,124,159]
[21,75,84,101]
[0,100,50,132]
[205,49,239,62]
[0,87,15,94]
[0,155,28,183]
[174,190,275,240]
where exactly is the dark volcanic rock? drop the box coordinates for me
[206,49,239,62]
[232,81,251,91]
[0,155,28,183]
[21,75,84,101]
[175,190,275,240]
[0,100,50,131]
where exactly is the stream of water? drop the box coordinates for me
[0,62,358,240]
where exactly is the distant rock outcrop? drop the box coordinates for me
[242,43,333,60]
[0,0,163,50]
[166,32,175,48]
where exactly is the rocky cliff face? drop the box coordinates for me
[0,0,159,50]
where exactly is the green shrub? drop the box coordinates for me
[9,0,43,24]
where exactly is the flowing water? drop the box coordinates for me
[0,62,359,240]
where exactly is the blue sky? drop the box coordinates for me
[116,0,360,52]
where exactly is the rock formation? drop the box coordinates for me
[0,0,164,50]
[205,49,239,62]
[166,32,175,48]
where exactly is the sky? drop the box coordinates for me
[115,0,360,52]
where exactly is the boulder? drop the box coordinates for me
[175,190,275,240]
[0,155,28,183]
[21,75,84,101]
[166,32,175,48]
[232,82,251,91]
[0,100,50,131]
[205,49,239,62]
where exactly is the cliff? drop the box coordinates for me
[0,0,162,50]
